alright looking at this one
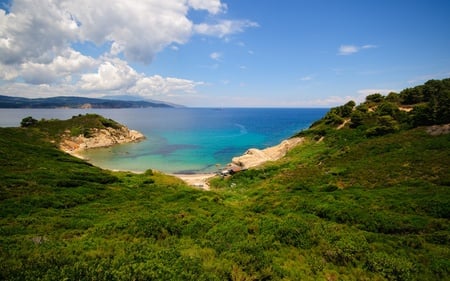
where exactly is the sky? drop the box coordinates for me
[0,0,449,107]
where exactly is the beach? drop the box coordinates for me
[173,173,216,190]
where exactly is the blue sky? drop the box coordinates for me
[1,0,449,107]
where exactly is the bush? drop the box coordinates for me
[20,116,38,127]
[366,93,384,103]
[366,252,415,281]
[324,233,369,266]
[365,116,400,136]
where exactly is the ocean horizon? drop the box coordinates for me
[0,108,328,173]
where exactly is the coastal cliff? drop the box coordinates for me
[60,126,145,156]
[230,137,304,170]
[20,114,145,157]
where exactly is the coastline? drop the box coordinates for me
[174,137,305,189]
[60,126,145,159]
[172,173,216,190]
[229,137,304,170]
[61,133,304,190]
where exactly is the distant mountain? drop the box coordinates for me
[100,95,185,108]
[0,95,178,108]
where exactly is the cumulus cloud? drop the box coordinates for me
[0,0,257,100]
[60,0,194,64]
[188,0,227,14]
[21,49,97,84]
[338,44,377,55]
[1,0,257,66]
[79,59,139,91]
[0,0,79,65]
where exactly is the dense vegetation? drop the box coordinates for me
[0,79,449,280]
[20,113,123,141]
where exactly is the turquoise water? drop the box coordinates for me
[0,108,328,173]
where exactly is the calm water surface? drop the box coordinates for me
[0,108,327,173]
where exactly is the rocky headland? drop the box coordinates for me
[229,137,304,170]
[60,126,145,157]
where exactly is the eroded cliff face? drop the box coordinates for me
[230,137,304,169]
[60,126,145,154]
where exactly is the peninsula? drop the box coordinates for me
[20,114,145,158]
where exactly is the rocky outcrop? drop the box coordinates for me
[60,126,145,156]
[230,137,304,169]
[426,123,450,136]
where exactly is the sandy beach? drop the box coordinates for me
[173,173,216,190]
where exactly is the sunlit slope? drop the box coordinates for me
[0,78,449,280]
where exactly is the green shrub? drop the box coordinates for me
[20,116,38,127]
[366,252,415,281]
[324,233,369,266]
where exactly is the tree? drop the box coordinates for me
[20,116,38,127]
[376,102,399,116]
[365,116,400,136]
[365,93,384,104]
[400,87,424,105]
[434,89,450,124]
[350,110,365,128]
[385,92,400,103]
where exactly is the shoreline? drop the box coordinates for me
[171,173,216,190]
[62,136,305,191]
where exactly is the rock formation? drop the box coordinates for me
[60,126,145,156]
[230,137,304,170]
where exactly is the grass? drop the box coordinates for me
[0,112,449,280]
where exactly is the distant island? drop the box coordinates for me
[0,95,180,108]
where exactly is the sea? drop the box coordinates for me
[0,108,328,174]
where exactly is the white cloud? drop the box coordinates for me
[0,0,255,100]
[338,45,359,55]
[61,0,193,64]
[362,44,377,50]
[0,82,79,99]
[21,49,96,84]
[0,63,19,80]
[300,75,313,81]
[188,0,227,15]
[0,0,257,66]
[194,20,259,38]
[357,89,397,96]
[0,1,79,65]
[338,44,377,55]
[128,75,204,96]
[79,59,139,91]
[210,52,222,61]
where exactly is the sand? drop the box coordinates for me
[173,173,216,190]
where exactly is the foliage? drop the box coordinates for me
[20,116,38,127]
[1,79,449,280]
[25,113,123,141]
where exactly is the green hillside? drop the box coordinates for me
[1,79,449,280]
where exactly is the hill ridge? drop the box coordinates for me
[0,95,176,108]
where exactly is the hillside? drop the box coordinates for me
[0,79,449,280]
[19,114,145,155]
[0,95,175,108]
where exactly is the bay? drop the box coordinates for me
[0,108,328,173]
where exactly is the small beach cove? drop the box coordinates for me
[0,108,328,188]
[63,131,304,190]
